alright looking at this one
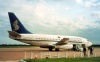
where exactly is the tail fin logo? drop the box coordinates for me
[13,20,19,31]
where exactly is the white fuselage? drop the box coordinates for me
[10,34,92,47]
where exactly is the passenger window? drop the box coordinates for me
[58,36,60,38]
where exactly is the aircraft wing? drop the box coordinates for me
[56,38,69,45]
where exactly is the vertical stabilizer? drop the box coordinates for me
[8,12,31,34]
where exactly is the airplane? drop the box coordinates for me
[8,12,92,51]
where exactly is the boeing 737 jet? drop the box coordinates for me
[8,12,92,51]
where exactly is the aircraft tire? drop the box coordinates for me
[55,48,59,51]
[49,47,53,51]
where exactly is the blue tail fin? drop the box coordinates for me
[8,12,31,34]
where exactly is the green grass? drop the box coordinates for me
[25,57,100,62]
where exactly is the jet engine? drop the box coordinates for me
[55,44,73,50]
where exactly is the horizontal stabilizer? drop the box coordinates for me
[8,31,21,37]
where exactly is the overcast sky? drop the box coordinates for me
[0,0,100,44]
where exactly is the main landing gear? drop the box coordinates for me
[48,47,60,51]
[49,46,53,51]
[49,47,53,51]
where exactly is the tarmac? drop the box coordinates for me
[0,47,100,61]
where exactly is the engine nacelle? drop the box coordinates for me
[55,44,73,49]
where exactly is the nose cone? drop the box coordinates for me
[89,42,92,46]
[86,41,92,47]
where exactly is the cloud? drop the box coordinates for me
[0,0,99,33]
[34,3,56,19]
[91,11,100,18]
[76,0,83,4]
[64,7,70,11]
[0,0,99,32]
[76,16,100,28]
[76,0,100,7]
